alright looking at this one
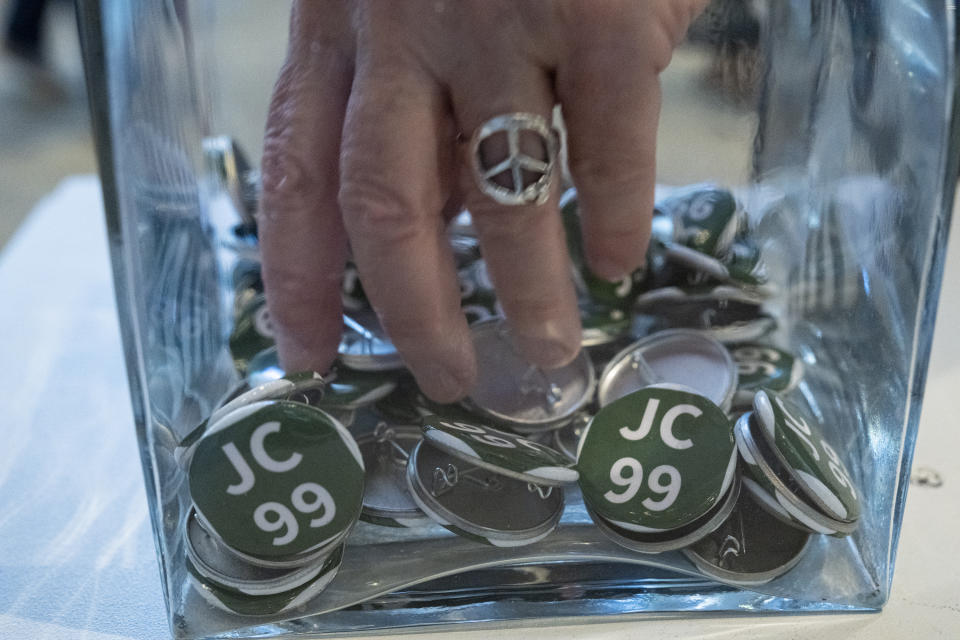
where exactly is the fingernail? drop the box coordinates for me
[417,352,477,404]
[275,334,337,376]
[588,258,630,282]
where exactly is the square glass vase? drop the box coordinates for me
[78,1,959,638]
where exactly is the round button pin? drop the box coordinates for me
[752,391,861,524]
[188,400,365,561]
[552,412,591,462]
[339,310,404,371]
[185,507,329,597]
[421,415,578,485]
[734,411,855,536]
[466,318,595,430]
[729,343,803,407]
[659,184,740,259]
[246,348,402,412]
[208,370,327,427]
[662,242,774,299]
[597,330,738,411]
[683,486,812,586]
[357,424,431,528]
[635,282,766,311]
[722,239,770,288]
[586,473,740,554]
[580,301,631,348]
[405,440,565,546]
[187,543,344,617]
[578,385,737,533]
[648,298,777,344]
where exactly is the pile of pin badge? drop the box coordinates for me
[181,372,365,615]
[206,137,862,595]
[628,184,778,343]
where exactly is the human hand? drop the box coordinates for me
[259,0,709,403]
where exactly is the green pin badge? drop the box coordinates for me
[189,400,364,561]
[734,412,853,536]
[187,545,343,617]
[662,242,774,298]
[648,297,777,344]
[722,240,769,287]
[211,370,327,426]
[577,385,736,532]
[730,343,803,406]
[580,301,631,347]
[561,188,648,309]
[421,415,578,485]
[753,391,861,524]
[683,487,812,586]
[405,439,565,546]
[635,282,766,311]
[659,185,740,258]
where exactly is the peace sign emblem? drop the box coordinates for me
[469,112,559,206]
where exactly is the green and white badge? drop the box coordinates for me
[659,185,740,258]
[577,385,736,532]
[210,371,326,426]
[730,343,803,406]
[722,240,769,288]
[753,391,860,524]
[734,412,854,536]
[189,400,364,560]
[187,545,343,617]
[421,415,578,485]
[561,188,647,310]
[580,301,631,347]
[662,242,774,298]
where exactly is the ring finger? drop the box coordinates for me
[451,63,581,369]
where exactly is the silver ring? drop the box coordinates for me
[469,112,559,207]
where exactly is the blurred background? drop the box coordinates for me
[0,0,759,252]
[0,0,92,249]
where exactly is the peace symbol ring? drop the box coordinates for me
[469,112,559,207]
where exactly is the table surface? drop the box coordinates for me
[1,176,957,640]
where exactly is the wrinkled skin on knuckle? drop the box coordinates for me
[263,265,339,333]
[338,172,427,246]
[260,137,315,226]
[556,0,705,74]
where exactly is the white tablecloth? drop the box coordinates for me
[0,176,957,639]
